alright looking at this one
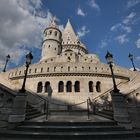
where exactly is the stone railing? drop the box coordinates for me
[0,83,17,127]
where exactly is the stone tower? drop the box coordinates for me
[40,19,62,62]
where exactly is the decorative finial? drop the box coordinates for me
[50,17,57,28]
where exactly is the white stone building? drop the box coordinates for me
[0,19,140,109]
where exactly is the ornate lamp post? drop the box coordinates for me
[128,53,137,71]
[105,51,119,93]
[19,52,33,93]
[77,40,81,55]
[3,54,10,72]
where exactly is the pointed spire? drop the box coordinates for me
[62,19,78,44]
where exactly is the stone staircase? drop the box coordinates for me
[25,104,45,120]
[96,109,114,120]
[0,120,140,140]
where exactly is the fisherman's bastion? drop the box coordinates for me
[0,19,140,139]
[1,19,140,106]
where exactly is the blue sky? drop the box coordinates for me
[0,0,140,71]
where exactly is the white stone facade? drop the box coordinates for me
[0,19,140,109]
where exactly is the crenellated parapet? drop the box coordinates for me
[8,62,130,81]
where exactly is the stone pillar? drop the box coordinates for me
[111,91,132,129]
[64,85,66,93]
[8,92,27,123]
[72,85,74,93]
[42,85,45,93]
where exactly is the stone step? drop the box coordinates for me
[0,129,135,140]
[96,112,114,120]
[25,104,43,120]
[26,108,38,112]
[22,121,117,126]
[26,110,41,116]
[25,113,44,120]
[100,110,114,115]
[16,125,126,132]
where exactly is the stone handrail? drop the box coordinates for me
[0,83,18,126]
[0,83,17,96]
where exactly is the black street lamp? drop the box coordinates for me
[128,53,137,71]
[3,54,10,72]
[19,52,33,93]
[105,51,120,93]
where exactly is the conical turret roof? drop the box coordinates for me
[62,19,79,44]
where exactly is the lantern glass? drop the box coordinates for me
[6,55,10,61]
[26,52,33,65]
[105,51,113,64]
[128,53,133,61]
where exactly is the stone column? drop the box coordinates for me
[64,85,66,93]
[8,92,27,123]
[42,84,45,93]
[72,85,74,93]
[111,91,132,129]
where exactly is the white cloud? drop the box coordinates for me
[127,0,140,8]
[122,26,132,33]
[110,23,121,32]
[110,24,131,33]
[0,0,62,67]
[100,40,108,48]
[136,37,140,48]
[123,12,136,24]
[77,26,89,38]
[77,7,86,17]
[89,0,100,12]
[136,56,140,60]
[115,34,129,44]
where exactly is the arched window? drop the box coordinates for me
[55,31,57,36]
[61,67,63,72]
[89,81,93,92]
[66,81,72,92]
[41,68,43,73]
[37,82,42,93]
[19,71,21,75]
[68,66,70,71]
[58,81,64,92]
[54,67,56,72]
[74,81,80,92]
[35,68,37,73]
[45,82,50,92]
[96,81,101,92]
[49,30,52,35]
[29,69,31,73]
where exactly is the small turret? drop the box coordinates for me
[40,18,62,62]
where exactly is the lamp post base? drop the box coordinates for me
[8,93,27,123]
[111,90,132,129]
[19,89,26,93]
